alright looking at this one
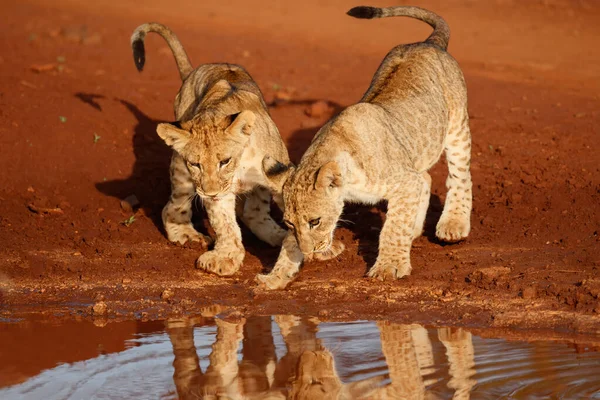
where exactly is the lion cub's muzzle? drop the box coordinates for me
[313,240,331,254]
[296,232,332,255]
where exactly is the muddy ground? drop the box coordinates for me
[0,0,599,338]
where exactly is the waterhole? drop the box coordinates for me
[1,315,599,399]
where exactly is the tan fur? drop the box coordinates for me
[289,349,382,400]
[257,6,472,289]
[372,323,476,399]
[167,317,249,399]
[438,328,477,400]
[132,23,292,276]
[166,315,382,399]
[375,323,426,399]
[166,315,476,399]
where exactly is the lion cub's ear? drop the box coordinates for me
[156,122,191,153]
[226,110,256,136]
[262,156,295,192]
[315,161,343,189]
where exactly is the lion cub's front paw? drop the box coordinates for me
[196,250,242,276]
[167,223,213,247]
[310,240,345,261]
[436,215,470,243]
[367,261,411,281]
[255,273,293,290]
[437,327,470,342]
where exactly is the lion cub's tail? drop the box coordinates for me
[347,6,450,51]
[131,23,193,81]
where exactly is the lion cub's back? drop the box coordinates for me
[362,44,468,171]
[364,43,466,108]
[175,63,266,121]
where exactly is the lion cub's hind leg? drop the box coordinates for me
[436,111,472,242]
[240,186,287,247]
[437,327,477,398]
[162,154,212,246]
[413,172,432,239]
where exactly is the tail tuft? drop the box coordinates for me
[132,38,145,72]
[346,6,450,50]
[347,6,381,19]
[130,23,192,80]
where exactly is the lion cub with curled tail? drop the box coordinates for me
[257,6,473,289]
[131,23,292,276]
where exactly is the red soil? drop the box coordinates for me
[0,0,599,336]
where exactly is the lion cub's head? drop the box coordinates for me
[290,350,382,400]
[156,110,255,199]
[265,157,344,256]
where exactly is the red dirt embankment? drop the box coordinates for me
[0,0,599,336]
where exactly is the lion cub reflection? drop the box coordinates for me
[290,349,381,400]
[166,316,475,399]
[166,316,381,399]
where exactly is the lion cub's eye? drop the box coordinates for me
[219,158,232,168]
[308,218,321,229]
[283,219,295,229]
[187,162,202,171]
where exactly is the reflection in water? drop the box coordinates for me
[166,316,476,399]
[438,328,476,400]
[1,315,599,399]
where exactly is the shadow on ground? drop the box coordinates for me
[90,98,177,234]
[270,99,345,163]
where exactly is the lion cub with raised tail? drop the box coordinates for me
[257,6,472,289]
[131,23,292,276]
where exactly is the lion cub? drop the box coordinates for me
[258,6,472,289]
[131,23,291,276]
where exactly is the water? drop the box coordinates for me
[0,315,599,399]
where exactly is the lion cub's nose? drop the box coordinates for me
[202,191,221,200]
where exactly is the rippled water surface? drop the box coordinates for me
[1,315,599,399]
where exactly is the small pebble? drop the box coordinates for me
[161,289,174,300]
[120,194,140,213]
[305,100,330,118]
[92,301,107,315]
[522,286,537,300]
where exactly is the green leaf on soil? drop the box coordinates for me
[121,215,136,227]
